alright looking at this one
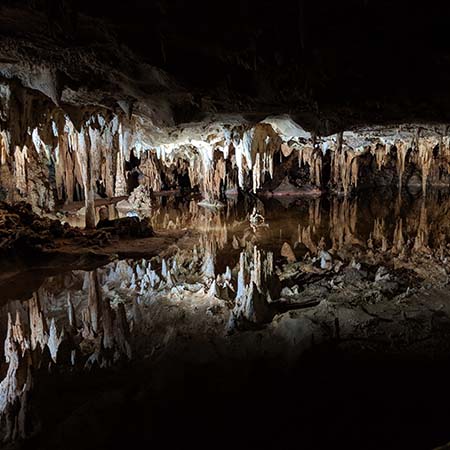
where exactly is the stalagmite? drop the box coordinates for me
[14,145,28,195]
[202,252,215,279]
[319,250,333,270]
[208,280,218,297]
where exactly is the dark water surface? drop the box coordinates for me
[3,190,450,450]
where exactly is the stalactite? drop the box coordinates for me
[13,145,28,195]
[75,127,96,228]
[139,151,163,191]
[396,140,410,189]
[418,137,439,193]
[2,80,450,217]
[298,145,322,186]
[371,143,390,170]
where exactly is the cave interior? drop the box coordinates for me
[2,1,450,449]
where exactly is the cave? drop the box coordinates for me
[3,2,450,449]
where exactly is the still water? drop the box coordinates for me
[4,188,450,305]
[3,189,450,448]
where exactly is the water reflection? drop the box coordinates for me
[61,189,450,261]
[2,189,450,441]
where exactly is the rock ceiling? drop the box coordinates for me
[2,1,450,132]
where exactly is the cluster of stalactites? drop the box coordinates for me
[0,108,157,224]
[330,135,360,196]
[3,100,450,220]
[153,121,311,199]
[297,144,323,186]
[327,129,450,194]
[156,124,450,199]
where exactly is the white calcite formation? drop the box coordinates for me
[0,270,134,442]
[228,245,274,331]
[3,78,450,229]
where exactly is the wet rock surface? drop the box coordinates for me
[0,201,160,260]
[0,201,78,255]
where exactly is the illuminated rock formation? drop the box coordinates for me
[1,67,450,224]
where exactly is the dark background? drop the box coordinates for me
[4,1,450,128]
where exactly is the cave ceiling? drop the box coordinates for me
[1,1,450,134]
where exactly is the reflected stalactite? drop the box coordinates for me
[284,189,450,265]
[228,245,274,331]
[392,218,405,255]
[413,200,430,253]
[86,270,102,336]
[3,188,450,442]
[329,197,362,250]
[0,267,137,441]
[29,292,48,352]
